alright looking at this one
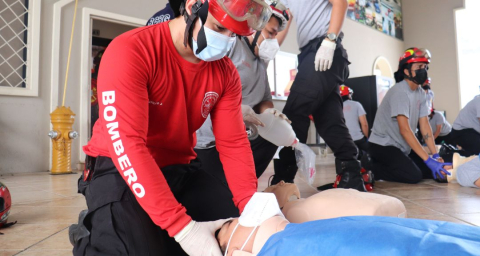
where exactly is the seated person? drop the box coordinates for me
[451,95,480,157]
[429,109,452,145]
[448,153,480,188]
[264,181,406,223]
[216,193,480,256]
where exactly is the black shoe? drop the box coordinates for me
[335,159,367,192]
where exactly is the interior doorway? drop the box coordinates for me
[88,19,138,139]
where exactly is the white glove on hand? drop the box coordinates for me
[314,39,336,72]
[241,104,264,127]
[174,219,228,256]
[265,108,291,124]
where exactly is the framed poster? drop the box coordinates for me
[347,0,403,40]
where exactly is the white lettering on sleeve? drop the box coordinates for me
[112,139,124,156]
[102,91,115,105]
[118,154,132,170]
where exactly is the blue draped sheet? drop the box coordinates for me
[257,216,480,256]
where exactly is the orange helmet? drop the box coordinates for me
[340,85,352,97]
[0,181,11,228]
[398,47,431,68]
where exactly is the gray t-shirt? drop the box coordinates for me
[429,111,452,136]
[370,80,429,154]
[453,96,480,133]
[343,100,367,141]
[195,38,272,149]
[281,0,333,49]
[426,89,434,111]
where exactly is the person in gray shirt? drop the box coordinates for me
[429,110,452,145]
[451,95,480,156]
[273,0,367,192]
[195,2,293,181]
[341,85,369,160]
[368,48,451,184]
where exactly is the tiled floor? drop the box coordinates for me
[1,154,479,255]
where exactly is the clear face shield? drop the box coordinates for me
[216,0,273,31]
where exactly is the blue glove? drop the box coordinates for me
[424,157,452,180]
[432,153,440,159]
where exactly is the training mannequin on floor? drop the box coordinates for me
[263,181,406,223]
[216,193,480,256]
[447,153,480,188]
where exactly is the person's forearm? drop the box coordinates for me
[420,119,437,155]
[433,126,441,139]
[362,125,369,138]
[327,0,348,36]
[401,128,429,161]
[276,10,292,46]
[255,100,274,114]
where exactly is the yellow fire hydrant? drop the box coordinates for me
[49,106,78,175]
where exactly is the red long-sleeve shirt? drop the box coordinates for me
[84,22,257,237]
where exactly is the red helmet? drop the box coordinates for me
[0,181,12,228]
[340,85,351,97]
[398,47,431,68]
[270,1,289,32]
[210,0,273,36]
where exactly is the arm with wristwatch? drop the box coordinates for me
[315,0,348,71]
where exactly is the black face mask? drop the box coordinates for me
[413,68,428,85]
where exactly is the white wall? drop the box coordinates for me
[0,0,166,175]
[402,0,465,123]
[278,16,405,79]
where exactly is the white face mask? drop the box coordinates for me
[257,33,280,62]
[193,24,235,62]
[224,193,283,256]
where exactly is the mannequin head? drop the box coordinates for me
[263,181,301,208]
[216,216,289,256]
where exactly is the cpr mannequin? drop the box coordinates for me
[263,181,407,222]
[217,214,480,256]
[448,153,480,188]
[216,216,289,256]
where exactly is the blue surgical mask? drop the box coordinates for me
[192,26,235,62]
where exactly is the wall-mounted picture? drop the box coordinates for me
[347,0,403,40]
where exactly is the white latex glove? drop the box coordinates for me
[174,219,228,256]
[314,39,336,72]
[264,108,291,124]
[241,104,264,127]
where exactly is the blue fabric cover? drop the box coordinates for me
[257,216,480,256]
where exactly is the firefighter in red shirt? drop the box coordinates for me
[72,0,273,255]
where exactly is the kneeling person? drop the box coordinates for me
[368,48,450,184]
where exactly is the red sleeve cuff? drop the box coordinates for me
[167,214,193,237]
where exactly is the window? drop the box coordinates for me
[456,0,480,107]
[267,51,298,100]
[0,0,39,96]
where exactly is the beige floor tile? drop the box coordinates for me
[411,197,480,214]
[383,187,473,200]
[17,250,72,256]
[27,229,73,250]
[0,250,22,256]
[10,205,85,224]
[401,201,443,216]
[0,224,69,250]
[25,196,87,208]
[408,214,472,225]
[451,213,480,227]
[374,180,436,190]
